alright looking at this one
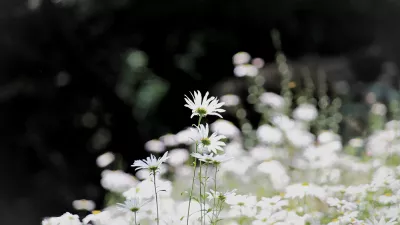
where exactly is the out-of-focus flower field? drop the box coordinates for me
[43,52,400,225]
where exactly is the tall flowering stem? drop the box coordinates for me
[153,173,160,225]
[186,115,203,225]
[213,165,218,223]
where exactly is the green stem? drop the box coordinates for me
[153,173,159,225]
[134,212,137,225]
[199,161,203,225]
[186,116,203,225]
[204,164,209,225]
[212,166,218,223]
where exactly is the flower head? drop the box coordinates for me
[131,151,169,174]
[195,124,226,154]
[117,197,151,213]
[184,91,225,118]
[191,152,233,165]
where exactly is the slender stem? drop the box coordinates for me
[153,173,159,225]
[134,212,137,225]
[186,116,203,225]
[212,166,218,222]
[203,164,209,225]
[199,161,203,225]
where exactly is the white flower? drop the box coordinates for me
[366,216,397,225]
[257,124,283,145]
[326,197,357,212]
[100,170,138,193]
[184,91,225,118]
[167,148,189,167]
[131,151,169,173]
[293,103,318,122]
[211,119,241,138]
[258,160,290,190]
[226,194,257,217]
[42,212,82,225]
[349,138,364,148]
[144,139,165,153]
[318,131,340,144]
[257,196,288,212]
[72,199,96,211]
[159,133,178,147]
[96,152,115,168]
[206,189,237,201]
[221,94,240,106]
[83,211,111,225]
[234,64,258,77]
[284,183,326,200]
[286,129,315,148]
[226,194,257,207]
[117,197,151,213]
[233,52,251,65]
[191,152,233,164]
[371,102,387,116]
[195,124,226,154]
[259,92,285,110]
[252,210,286,225]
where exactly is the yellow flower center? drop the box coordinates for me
[196,108,207,116]
[302,182,309,186]
[201,138,211,146]
[92,210,101,215]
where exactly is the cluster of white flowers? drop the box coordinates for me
[43,53,400,225]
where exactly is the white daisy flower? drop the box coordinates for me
[83,210,111,225]
[184,91,225,118]
[257,196,288,212]
[366,216,397,225]
[206,189,237,202]
[117,197,151,213]
[195,124,226,154]
[284,183,326,200]
[192,152,233,165]
[131,151,169,174]
[292,103,318,122]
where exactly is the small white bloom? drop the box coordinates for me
[286,129,315,148]
[206,189,237,202]
[285,183,326,200]
[318,131,340,144]
[42,212,82,225]
[371,102,387,116]
[293,103,318,122]
[100,170,138,193]
[167,148,189,167]
[259,92,285,110]
[184,91,225,118]
[257,124,283,145]
[211,119,241,138]
[72,199,96,211]
[366,216,397,225]
[221,94,240,106]
[96,152,115,168]
[194,124,226,154]
[191,152,233,164]
[159,133,178,147]
[257,196,288,211]
[117,197,151,213]
[349,138,364,148]
[144,139,165,153]
[131,151,169,173]
[233,52,251,65]
[326,197,357,212]
[83,211,111,225]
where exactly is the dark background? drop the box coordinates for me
[1,0,400,224]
